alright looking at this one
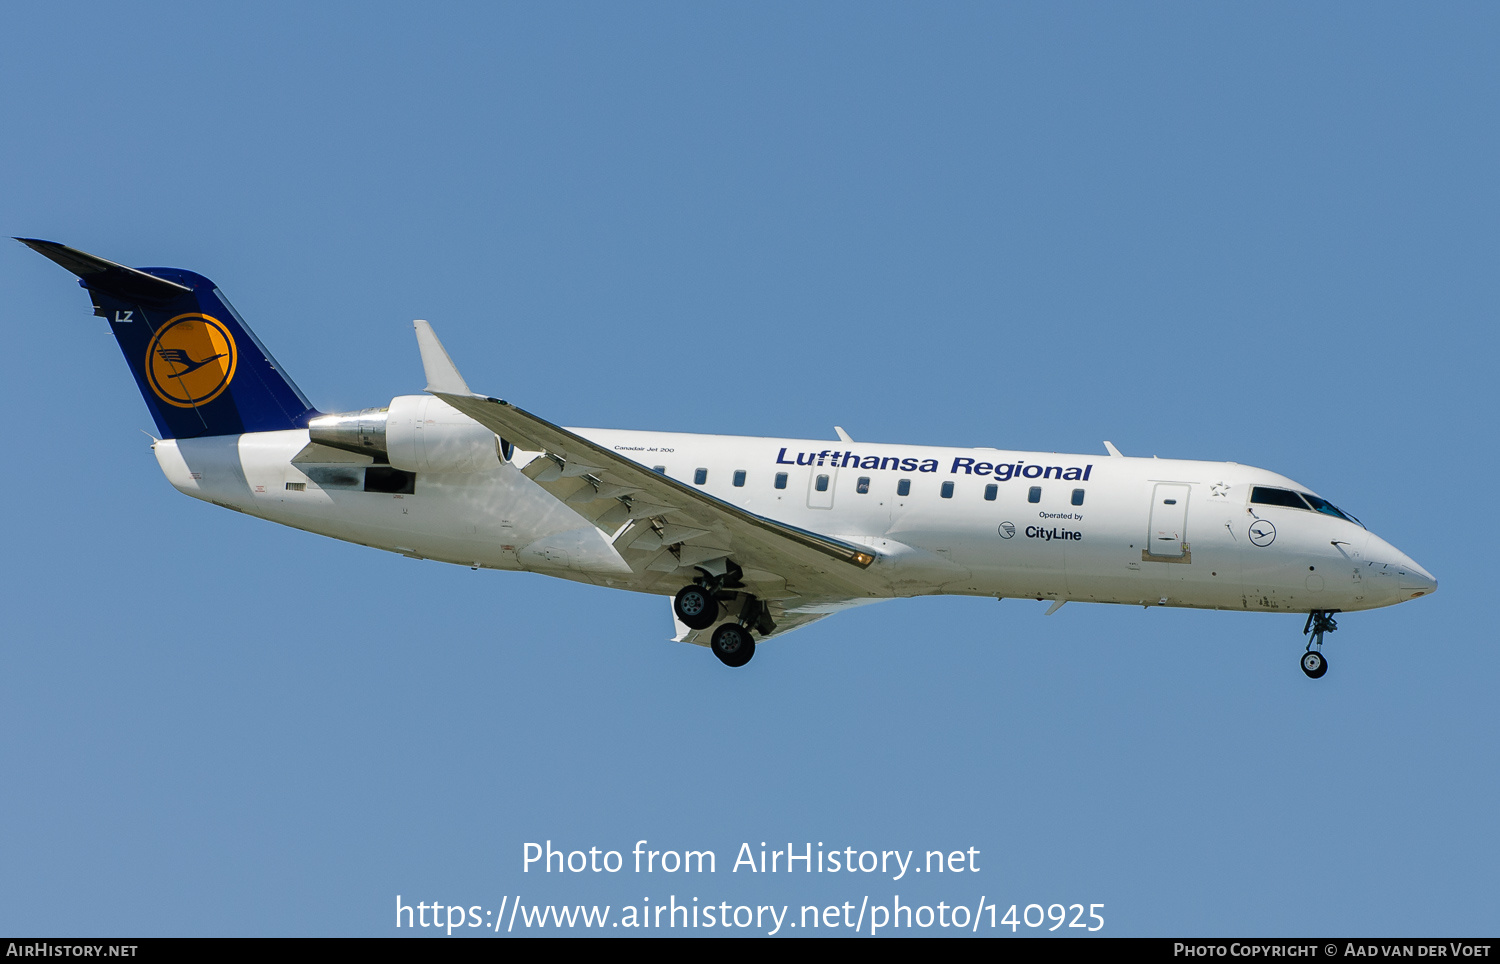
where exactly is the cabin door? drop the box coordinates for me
[1146,483,1191,559]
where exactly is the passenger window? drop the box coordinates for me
[856,477,870,494]
[815,474,830,492]
[774,472,787,490]
[897,479,911,497]
[694,468,708,485]
[733,470,746,487]
[984,484,997,502]
[941,481,954,499]
[1071,489,1085,506]
[1028,486,1041,504]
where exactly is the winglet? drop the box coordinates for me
[414,320,472,395]
[1103,441,1123,457]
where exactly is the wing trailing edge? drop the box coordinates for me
[410,321,879,574]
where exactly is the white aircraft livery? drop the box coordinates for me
[23,239,1436,677]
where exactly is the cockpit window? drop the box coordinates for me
[1251,486,1311,510]
[1251,486,1364,528]
[1302,493,1364,528]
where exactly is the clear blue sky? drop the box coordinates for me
[2,2,1494,936]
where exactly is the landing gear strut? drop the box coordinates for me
[1300,610,1338,679]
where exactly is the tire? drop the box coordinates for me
[1301,650,1328,679]
[674,585,718,631]
[711,623,756,668]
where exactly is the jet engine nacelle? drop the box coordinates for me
[386,394,504,474]
[309,396,503,473]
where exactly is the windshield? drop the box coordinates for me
[1302,493,1364,528]
[1250,485,1365,528]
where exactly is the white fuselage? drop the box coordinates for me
[150,423,1435,617]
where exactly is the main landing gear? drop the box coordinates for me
[672,564,776,668]
[673,584,718,631]
[710,623,755,668]
[1300,610,1339,679]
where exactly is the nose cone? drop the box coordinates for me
[1374,536,1440,602]
[1397,557,1437,598]
[1363,533,1436,603]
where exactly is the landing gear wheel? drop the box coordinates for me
[1301,649,1328,679]
[674,585,718,631]
[711,623,756,668]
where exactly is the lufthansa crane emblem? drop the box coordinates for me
[145,313,238,409]
[1248,519,1276,547]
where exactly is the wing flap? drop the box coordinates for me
[411,321,888,615]
[432,391,881,578]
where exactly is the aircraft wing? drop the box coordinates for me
[415,322,885,629]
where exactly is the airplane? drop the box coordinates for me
[20,238,1437,677]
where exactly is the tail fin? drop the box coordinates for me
[19,238,319,439]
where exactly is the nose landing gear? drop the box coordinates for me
[1300,610,1338,679]
[1300,649,1328,679]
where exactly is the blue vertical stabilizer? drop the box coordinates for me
[19,239,319,439]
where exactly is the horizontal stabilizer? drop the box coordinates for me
[16,238,192,302]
